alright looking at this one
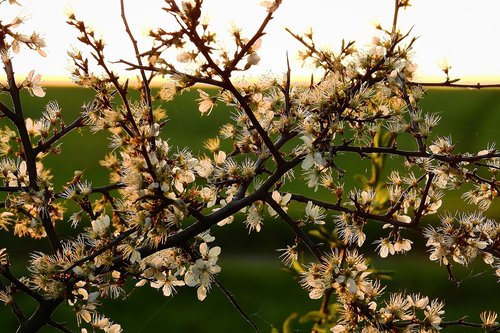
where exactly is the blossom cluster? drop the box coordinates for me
[301,250,449,332]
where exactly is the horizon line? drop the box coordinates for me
[36,74,500,87]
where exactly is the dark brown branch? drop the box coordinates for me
[330,145,500,163]
[235,134,291,200]
[76,20,141,137]
[55,182,124,198]
[0,100,15,117]
[284,53,291,116]
[412,173,434,225]
[464,171,499,193]
[41,214,62,253]
[73,20,169,194]
[0,39,38,193]
[225,83,285,165]
[0,267,44,302]
[16,299,63,333]
[118,59,228,89]
[0,38,62,253]
[290,193,420,230]
[34,115,85,155]
[135,158,302,259]
[474,161,500,171]
[224,2,279,73]
[90,182,125,194]
[10,301,26,324]
[0,281,26,323]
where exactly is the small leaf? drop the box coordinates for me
[291,260,305,273]
[308,229,328,241]
[374,187,389,207]
[381,131,394,147]
[283,312,298,333]
[354,174,368,186]
[299,310,325,323]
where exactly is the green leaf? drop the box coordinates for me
[381,130,394,147]
[354,174,368,186]
[270,327,281,333]
[374,186,389,207]
[299,310,325,323]
[291,260,305,273]
[308,229,328,241]
[283,312,298,333]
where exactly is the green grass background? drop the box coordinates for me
[0,87,499,332]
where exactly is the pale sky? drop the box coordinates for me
[2,0,500,85]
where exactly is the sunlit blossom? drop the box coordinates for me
[24,69,46,97]
[197,89,216,115]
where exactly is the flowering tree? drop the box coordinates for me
[0,0,498,332]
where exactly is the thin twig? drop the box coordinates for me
[212,275,260,333]
[412,173,434,225]
[34,115,85,155]
[440,318,486,329]
[445,263,459,287]
[290,193,421,230]
[225,2,280,73]
[182,246,260,333]
[265,195,323,261]
[398,74,426,152]
[330,144,500,163]
[48,320,74,333]
[386,173,427,217]
[120,0,155,148]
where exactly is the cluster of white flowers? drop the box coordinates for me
[424,212,498,270]
[135,239,221,301]
[301,250,450,333]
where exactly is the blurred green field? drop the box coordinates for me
[7,87,500,210]
[0,87,499,332]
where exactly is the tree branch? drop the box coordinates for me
[34,115,85,155]
[412,173,434,225]
[265,195,323,261]
[182,245,260,333]
[120,0,155,139]
[290,193,420,230]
